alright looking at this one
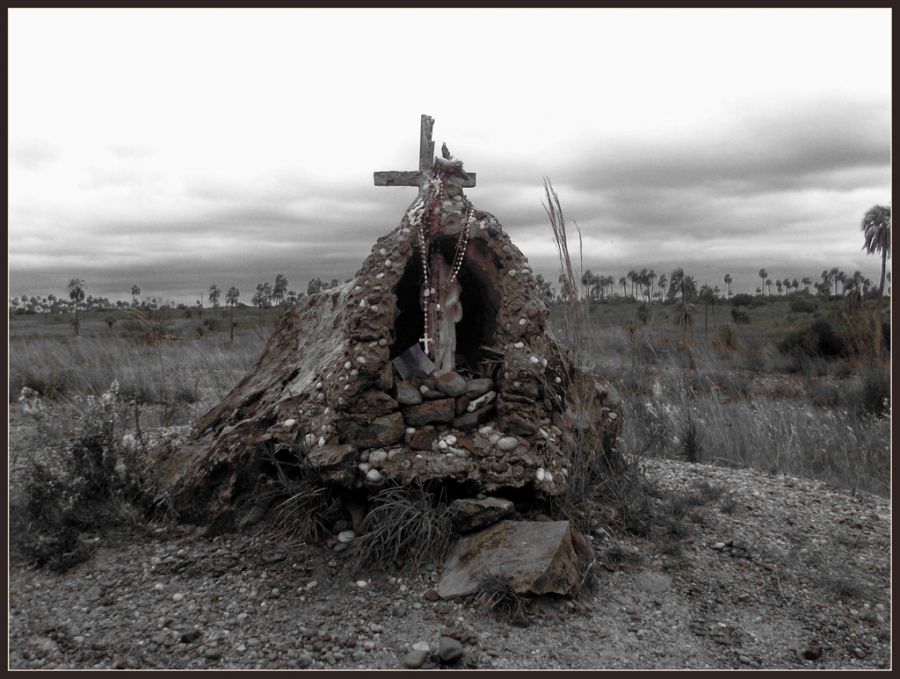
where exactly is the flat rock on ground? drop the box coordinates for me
[8,458,891,670]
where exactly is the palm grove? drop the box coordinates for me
[9,204,891,335]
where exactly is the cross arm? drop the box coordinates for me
[374,170,477,188]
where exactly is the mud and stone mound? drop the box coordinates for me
[157,172,622,531]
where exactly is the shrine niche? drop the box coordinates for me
[157,115,623,531]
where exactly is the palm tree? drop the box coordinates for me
[580,270,596,301]
[861,276,873,296]
[637,268,649,302]
[226,286,240,340]
[825,267,840,297]
[775,280,783,295]
[758,269,768,295]
[698,284,717,337]
[668,268,696,302]
[627,269,638,299]
[273,273,288,306]
[68,278,86,335]
[723,274,733,297]
[131,284,141,307]
[765,278,773,296]
[668,268,684,301]
[208,284,221,315]
[618,276,628,298]
[861,204,891,295]
[657,274,668,300]
[801,277,812,292]
[253,283,268,326]
[791,278,799,293]
[834,270,847,297]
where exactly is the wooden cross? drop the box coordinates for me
[374,114,476,189]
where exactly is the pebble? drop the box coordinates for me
[404,649,428,668]
[438,636,464,664]
[496,436,519,451]
[365,469,382,483]
[172,593,184,602]
[356,580,368,588]
[337,530,355,543]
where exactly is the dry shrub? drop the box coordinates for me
[713,324,740,351]
[11,382,157,571]
[263,443,343,543]
[355,484,455,573]
[474,574,529,623]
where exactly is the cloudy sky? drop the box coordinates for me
[8,8,891,304]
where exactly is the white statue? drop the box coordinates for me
[425,252,463,374]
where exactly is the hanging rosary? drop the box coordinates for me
[409,167,474,357]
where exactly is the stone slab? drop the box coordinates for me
[437,520,591,598]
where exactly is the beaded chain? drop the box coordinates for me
[409,167,474,357]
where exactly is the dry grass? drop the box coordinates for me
[559,322,890,497]
[9,334,263,421]
[474,574,529,622]
[354,485,455,572]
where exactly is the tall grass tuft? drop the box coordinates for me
[354,484,456,573]
[542,179,647,538]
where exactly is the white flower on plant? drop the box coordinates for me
[101,380,119,406]
[114,458,127,478]
[18,386,45,417]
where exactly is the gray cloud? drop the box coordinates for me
[11,141,60,171]
[8,95,890,304]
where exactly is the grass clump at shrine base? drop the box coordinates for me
[548,294,890,497]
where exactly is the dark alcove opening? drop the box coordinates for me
[390,238,500,375]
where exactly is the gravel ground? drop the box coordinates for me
[9,458,891,670]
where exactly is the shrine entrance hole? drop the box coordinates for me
[390,237,500,374]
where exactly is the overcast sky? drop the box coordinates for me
[8,8,892,304]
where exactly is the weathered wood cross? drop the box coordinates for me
[374,114,476,189]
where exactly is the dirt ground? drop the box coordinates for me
[9,442,891,670]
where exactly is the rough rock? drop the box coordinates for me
[432,372,467,397]
[402,399,456,426]
[307,444,357,470]
[438,636,464,664]
[395,381,423,405]
[339,413,405,449]
[448,497,514,532]
[465,378,494,398]
[409,428,438,451]
[404,649,428,668]
[452,404,496,431]
[348,390,398,416]
[437,520,591,598]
